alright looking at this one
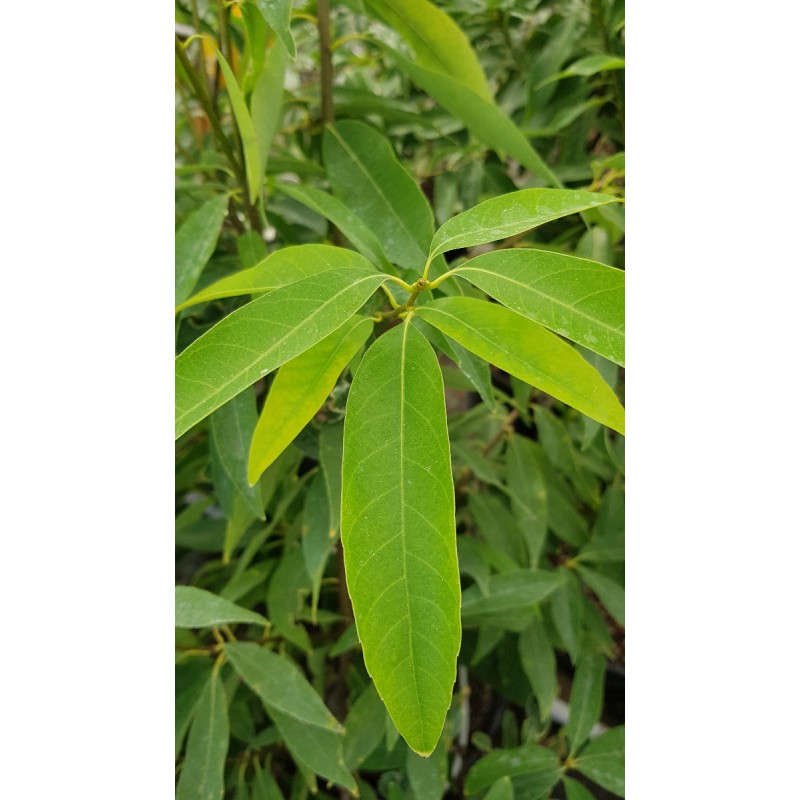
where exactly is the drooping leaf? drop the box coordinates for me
[505,435,548,567]
[576,565,624,625]
[343,683,387,769]
[455,249,625,366]
[341,321,460,756]
[565,652,606,754]
[319,421,345,539]
[175,268,385,438]
[574,726,625,797]
[253,0,296,59]
[176,244,372,313]
[266,548,312,652]
[224,642,342,731]
[518,617,557,717]
[406,737,448,800]
[276,182,392,269]
[210,388,264,520]
[380,44,560,188]
[211,44,262,203]
[175,586,268,628]
[247,316,373,483]
[250,760,284,800]
[416,298,625,434]
[302,472,333,622]
[461,570,563,623]
[176,672,229,800]
[464,743,562,796]
[250,39,287,178]
[323,120,434,271]
[429,190,615,259]
[363,0,491,99]
[549,568,584,663]
[176,659,213,757]
[175,194,229,304]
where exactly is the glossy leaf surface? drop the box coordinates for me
[456,249,625,366]
[176,244,372,313]
[429,189,615,259]
[341,322,460,756]
[175,586,268,628]
[416,298,625,434]
[175,194,229,304]
[175,268,385,438]
[247,316,373,484]
[176,672,229,800]
[323,120,434,270]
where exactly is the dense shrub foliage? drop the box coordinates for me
[175,0,625,797]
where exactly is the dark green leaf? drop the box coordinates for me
[175,586,268,628]
[549,569,583,662]
[175,195,229,304]
[574,726,625,797]
[565,653,606,754]
[506,435,548,567]
[518,617,557,717]
[465,743,562,796]
[576,566,624,625]
[461,570,563,622]
[343,683,387,769]
[176,660,213,757]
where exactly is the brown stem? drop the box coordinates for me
[317,0,335,126]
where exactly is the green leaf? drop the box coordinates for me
[250,760,284,800]
[248,316,373,483]
[364,0,491,99]
[565,653,606,754]
[574,726,625,797]
[176,672,229,800]
[343,683,387,769]
[341,321,460,756]
[429,189,615,259]
[176,659,213,757]
[538,54,625,88]
[253,0,296,59]
[175,195,229,304]
[251,39,287,178]
[461,570,563,623]
[236,231,268,268]
[266,548,312,651]
[506,435,548,567]
[276,182,391,269]
[323,120,434,271]
[465,743,562,796]
[562,775,596,800]
[211,44,262,204]
[549,569,583,662]
[176,244,372,313]
[518,617,557,717]
[416,298,625,434]
[175,267,385,438]
[381,44,561,188]
[576,566,624,626]
[455,249,625,366]
[175,586,268,628]
[319,421,345,539]
[224,642,342,732]
[302,472,334,622]
[406,737,448,800]
[210,388,264,521]
[483,777,513,800]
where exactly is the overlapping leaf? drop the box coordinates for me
[175,195,229,304]
[175,586,268,628]
[341,321,460,756]
[175,267,385,437]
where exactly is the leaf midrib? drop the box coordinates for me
[176,272,381,435]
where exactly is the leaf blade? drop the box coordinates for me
[175,586,268,628]
[341,321,460,756]
[175,195,229,304]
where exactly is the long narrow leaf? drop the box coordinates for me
[175,195,229,303]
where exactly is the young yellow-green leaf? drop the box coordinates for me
[176,672,229,800]
[175,194,229,304]
[461,570,563,623]
[175,586,268,628]
[250,39,287,177]
[518,617,557,718]
[248,316,373,484]
[341,321,460,756]
[464,743,563,796]
[429,189,615,259]
[210,388,264,520]
[224,642,342,732]
[381,44,560,188]
[574,726,625,797]
[175,268,385,438]
[363,0,491,99]
[416,298,625,434]
[565,653,606,754]
[253,0,296,59]
[576,565,624,625]
[323,121,434,271]
[455,249,625,366]
[176,244,373,313]
[211,44,262,204]
[276,182,391,269]
[506,435,548,567]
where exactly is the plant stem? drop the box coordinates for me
[317,0,335,125]
[591,0,624,135]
